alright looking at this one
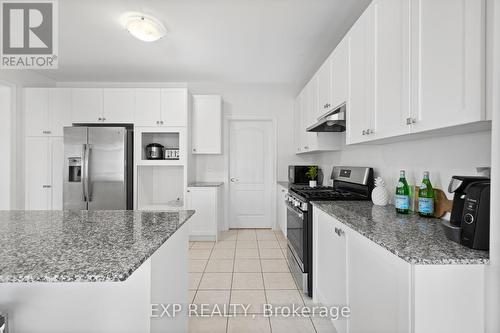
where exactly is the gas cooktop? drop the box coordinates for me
[290,186,369,201]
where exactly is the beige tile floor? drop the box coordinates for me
[188,229,337,333]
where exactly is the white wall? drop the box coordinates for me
[0,71,55,209]
[310,131,492,201]
[187,82,310,182]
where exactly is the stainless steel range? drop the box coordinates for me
[286,166,374,296]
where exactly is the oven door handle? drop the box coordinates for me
[286,202,304,220]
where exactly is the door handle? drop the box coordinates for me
[82,144,88,202]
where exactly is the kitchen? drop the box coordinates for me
[0,0,499,332]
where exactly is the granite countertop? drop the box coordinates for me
[0,210,194,283]
[277,181,289,188]
[312,201,489,265]
[188,182,224,187]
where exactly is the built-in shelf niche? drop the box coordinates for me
[137,165,184,210]
[141,132,180,161]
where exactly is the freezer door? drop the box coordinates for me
[63,127,88,210]
[87,127,127,210]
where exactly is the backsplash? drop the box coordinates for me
[310,130,492,202]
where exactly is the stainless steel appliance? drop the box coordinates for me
[286,166,373,296]
[146,143,164,160]
[288,165,318,185]
[306,104,346,132]
[63,126,133,210]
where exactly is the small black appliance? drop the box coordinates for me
[460,181,491,250]
[288,165,318,185]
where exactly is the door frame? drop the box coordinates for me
[0,80,16,210]
[223,115,277,231]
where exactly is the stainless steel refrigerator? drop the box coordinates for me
[63,126,133,210]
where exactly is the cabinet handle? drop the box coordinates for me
[102,117,106,121]
[160,120,164,125]
[42,185,52,188]
[187,190,190,193]
[98,117,102,121]
[193,148,197,152]
[42,130,51,134]
[304,146,309,150]
[362,130,366,136]
[406,118,416,125]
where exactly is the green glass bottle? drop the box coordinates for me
[395,170,410,214]
[418,171,435,217]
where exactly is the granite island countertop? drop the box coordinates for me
[312,201,489,265]
[0,210,194,283]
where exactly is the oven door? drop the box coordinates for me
[286,202,306,269]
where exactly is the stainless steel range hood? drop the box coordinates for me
[306,104,346,132]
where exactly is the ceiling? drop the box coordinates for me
[37,0,370,88]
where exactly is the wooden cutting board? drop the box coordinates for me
[414,188,453,218]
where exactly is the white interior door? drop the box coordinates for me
[229,120,274,229]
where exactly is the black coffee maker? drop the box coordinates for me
[448,176,489,226]
[442,175,490,249]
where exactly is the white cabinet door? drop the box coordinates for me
[276,185,288,236]
[347,230,411,333]
[299,88,310,152]
[49,88,72,137]
[410,0,485,132]
[305,77,320,151]
[71,88,103,123]
[50,137,64,210]
[346,6,374,145]
[186,187,217,238]
[317,59,332,116]
[134,89,162,126]
[25,88,49,137]
[103,89,135,123]
[314,209,347,333]
[331,38,348,111]
[293,98,302,154]
[192,95,222,154]
[25,137,51,210]
[371,0,411,140]
[161,89,188,126]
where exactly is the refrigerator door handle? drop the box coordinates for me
[82,144,89,202]
[85,144,92,202]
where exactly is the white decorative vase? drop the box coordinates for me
[371,177,389,206]
[309,180,317,188]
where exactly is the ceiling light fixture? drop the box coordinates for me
[121,12,166,42]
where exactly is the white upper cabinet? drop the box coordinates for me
[346,5,374,145]
[409,0,485,132]
[49,89,72,137]
[371,0,411,140]
[71,88,103,123]
[25,88,49,137]
[161,88,188,127]
[192,95,222,154]
[134,89,162,126]
[330,38,348,111]
[25,88,71,137]
[293,98,302,154]
[102,88,135,123]
[317,60,333,116]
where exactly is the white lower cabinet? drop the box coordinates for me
[314,208,348,333]
[312,207,485,333]
[25,137,63,210]
[186,186,222,241]
[276,184,288,236]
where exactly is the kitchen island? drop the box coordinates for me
[0,210,194,333]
